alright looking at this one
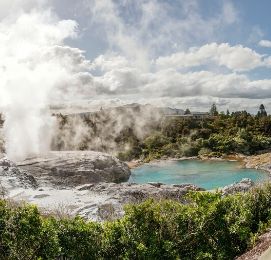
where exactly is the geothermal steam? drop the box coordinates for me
[0,9,81,161]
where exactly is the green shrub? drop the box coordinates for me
[102,221,127,258]
[0,200,11,258]
[1,184,271,259]
[143,133,170,151]
[198,147,212,156]
[0,203,59,259]
[55,217,102,259]
[181,144,199,157]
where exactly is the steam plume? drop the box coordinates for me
[0,7,79,161]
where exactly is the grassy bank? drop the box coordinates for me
[2,183,271,259]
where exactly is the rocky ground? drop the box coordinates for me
[0,152,206,221]
[236,229,271,260]
[0,151,267,223]
[244,152,271,173]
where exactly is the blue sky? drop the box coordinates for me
[52,0,271,60]
[2,0,271,113]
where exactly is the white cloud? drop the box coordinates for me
[75,64,271,100]
[259,40,271,48]
[84,0,240,68]
[222,1,238,24]
[156,43,263,71]
[48,46,91,72]
[95,67,145,94]
[92,54,130,72]
[140,70,271,99]
[87,0,150,71]
[0,0,46,19]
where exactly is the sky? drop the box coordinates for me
[2,0,271,113]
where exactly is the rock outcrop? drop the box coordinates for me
[75,182,204,220]
[236,229,271,260]
[17,151,131,187]
[83,182,204,204]
[222,178,254,195]
[0,157,38,189]
[245,153,271,173]
[6,181,204,221]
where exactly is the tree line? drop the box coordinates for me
[118,104,271,161]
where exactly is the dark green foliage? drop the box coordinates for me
[55,217,102,259]
[226,109,230,116]
[0,200,10,258]
[121,111,271,161]
[184,108,191,115]
[2,184,271,259]
[0,202,59,259]
[101,184,271,259]
[258,104,267,117]
[210,103,218,116]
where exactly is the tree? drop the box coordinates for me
[210,103,218,116]
[226,109,230,116]
[257,104,267,117]
[184,108,191,115]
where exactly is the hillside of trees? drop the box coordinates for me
[118,104,271,161]
[50,104,271,162]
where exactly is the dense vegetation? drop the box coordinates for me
[118,108,271,161]
[1,183,271,259]
[51,104,271,162]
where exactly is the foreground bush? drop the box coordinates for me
[1,184,271,259]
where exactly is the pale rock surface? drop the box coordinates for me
[222,178,254,195]
[245,153,271,173]
[17,151,131,187]
[0,153,260,221]
[0,153,204,221]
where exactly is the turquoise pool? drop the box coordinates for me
[129,160,269,189]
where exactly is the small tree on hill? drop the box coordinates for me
[184,108,191,115]
[226,109,230,116]
[257,104,267,117]
[210,103,218,116]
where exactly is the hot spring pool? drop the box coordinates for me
[129,160,269,190]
